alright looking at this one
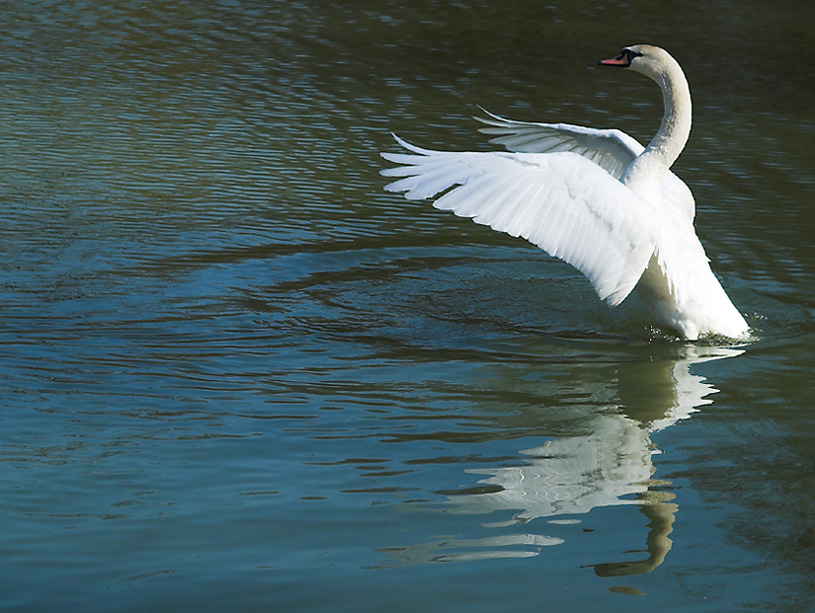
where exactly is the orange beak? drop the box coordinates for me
[599,55,630,67]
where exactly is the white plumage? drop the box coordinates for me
[381,44,750,341]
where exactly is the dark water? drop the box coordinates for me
[2,1,814,611]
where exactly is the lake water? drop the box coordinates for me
[2,1,814,611]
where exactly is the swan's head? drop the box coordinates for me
[600,44,678,80]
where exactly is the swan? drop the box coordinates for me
[380,44,749,341]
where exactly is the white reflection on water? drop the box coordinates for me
[385,344,744,574]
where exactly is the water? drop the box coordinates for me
[2,1,814,611]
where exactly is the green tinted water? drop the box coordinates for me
[1,1,814,611]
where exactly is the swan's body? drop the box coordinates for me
[381,45,749,341]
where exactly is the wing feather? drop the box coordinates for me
[475,109,696,222]
[475,108,641,177]
[381,136,661,306]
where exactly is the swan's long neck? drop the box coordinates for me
[622,59,692,191]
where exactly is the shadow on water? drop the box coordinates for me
[381,343,743,576]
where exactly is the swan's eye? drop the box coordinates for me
[623,49,643,63]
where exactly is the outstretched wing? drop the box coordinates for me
[381,135,660,306]
[476,107,641,179]
[476,109,695,222]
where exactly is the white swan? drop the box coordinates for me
[380,45,749,341]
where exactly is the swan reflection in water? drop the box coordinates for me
[384,344,743,575]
